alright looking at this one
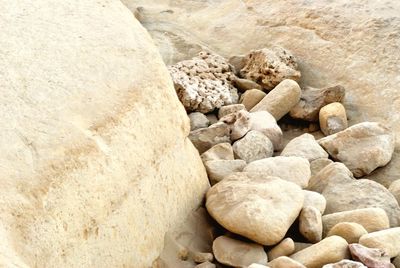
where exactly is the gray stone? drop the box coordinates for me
[189,122,231,154]
[189,112,210,130]
[204,159,247,183]
[233,130,274,163]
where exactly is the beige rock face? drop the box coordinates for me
[206,174,304,245]
[319,102,348,136]
[327,222,368,244]
[359,227,400,258]
[234,77,263,91]
[299,206,323,243]
[204,159,247,183]
[240,89,267,110]
[201,143,234,162]
[267,238,295,261]
[310,158,333,177]
[308,162,354,193]
[280,133,328,162]
[0,1,210,267]
[302,190,327,214]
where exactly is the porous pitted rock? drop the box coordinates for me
[220,110,251,141]
[280,133,328,162]
[169,51,239,113]
[319,102,348,136]
[249,111,283,150]
[290,85,345,122]
[349,243,393,268]
[327,222,368,244]
[233,130,274,163]
[310,158,333,177]
[322,260,367,268]
[244,156,311,188]
[307,162,354,193]
[204,159,247,183]
[389,180,400,205]
[290,236,349,268]
[322,208,390,235]
[234,77,263,91]
[318,122,395,177]
[267,238,295,261]
[189,122,231,153]
[240,89,267,110]
[189,112,210,130]
[201,142,234,162]
[212,236,268,267]
[239,47,301,90]
[251,79,302,120]
[303,190,327,214]
[218,104,246,119]
[299,206,323,243]
[359,227,400,258]
[206,173,304,245]
[268,256,306,268]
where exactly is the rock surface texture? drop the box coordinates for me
[0,1,210,267]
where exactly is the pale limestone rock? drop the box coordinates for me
[206,174,304,245]
[349,243,393,268]
[267,238,295,260]
[308,162,354,193]
[322,260,367,268]
[218,104,246,119]
[319,102,348,136]
[189,112,210,130]
[249,111,283,150]
[220,110,251,141]
[169,51,238,113]
[233,130,274,163]
[193,252,213,263]
[280,133,328,162]
[359,227,400,258]
[318,122,395,177]
[189,122,231,153]
[244,156,311,188]
[204,159,246,184]
[268,256,306,268]
[240,47,301,90]
[251,79,301,120]
[302,190,326,214]
[327,222,368,244]
[201,143,234,162]
[322,208,390,235]
[290,85,345,122]
[389,180,400,205]
[290,236,349,268]
[310,158,333,177]
[240,89,267,110]
[195,261,216,268]
[299,206,323,243]
[212,236,268,268]
[234,77,263,91]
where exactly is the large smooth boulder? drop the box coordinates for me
[0,1,209,267]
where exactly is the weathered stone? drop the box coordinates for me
[218,104,246,119]
[233,130,274,163]
[327,222,368,244]
[318,122,395,177]
[293,243,312,254]
[220,110,251,141]
[322,260,367,268]
[189,122,231,153]
[192,252,213,263]
[267,238,295,261]
[244,156,311,188]
[308,162,354,193]
[268,256,306,268]
[310,158,333,177]
[389,180,400,205]
[212,236,268,267]
[189,112,210,130]
[201,143,234,162]
[322,208,390,235]
[359,227,400,258]
[249,111,283,150]
[195,261,216,268]
[169,51,238,113]
[251,79,301,120]
[204,159,247,183]
[290,236,349,268]
[290,85,345,122]
[240,89,267,110]
[239,47,301,90]
[319,102,348,136]
[206,174,304,245]
[280,133,328,162]
[299,206,323,243]
[303,190,326,214]
[349,243,393,268]
[234,77,263,91]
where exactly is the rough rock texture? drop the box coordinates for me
[206,173,304,245]
[280,133,328,162]
[319,102,348,136]
[359,227,400,258]
[349,243,393,268]
[240,89,267,110]
[322,260,367,268]
[327,222,368,244]
[269,256,306,268]
[189,122,231,153]
[244,156,311,188]
[303,190,327,214]
[204,159,246,183]
[299,206,323,243]
[189,112,210,130]
[201,143,234,162]
[310,158,333,177]
[220,110,251,141]
[318,122,395,177]
[0,1,210,267]
[249,111,283,150]
[267,238,295,261]
[169,51,238,113]
[218,104,246,119]
[322,208,390,235]
[290,85,345,122]
[239,47,301,90]
[251,79,301,120]
[212,236,268,268]
[233,130,274,163]
[308,162,354,193]
[290,236,349,268]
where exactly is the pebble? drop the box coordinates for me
[189,112,210,130]
[267,238,295,260]
[233,130,274,163]
[299,206,323,243]
[218,104,246,119]
[192,252,214,263]
[319,102,348,136]
[189,122,230,153]
[349,243,392,268]
[220,110,251,141]
[233,77,263,91]
[302,190,326,214]
[201,142,234,162]
[359,227,400,258]
[268,256,306,268]
[327,222,368,244]
[249,111,283,150]
[280,133,328,162]
[240,89,267,110]
[204,159,247,184]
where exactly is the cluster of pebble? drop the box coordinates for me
[163,47,399,268]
